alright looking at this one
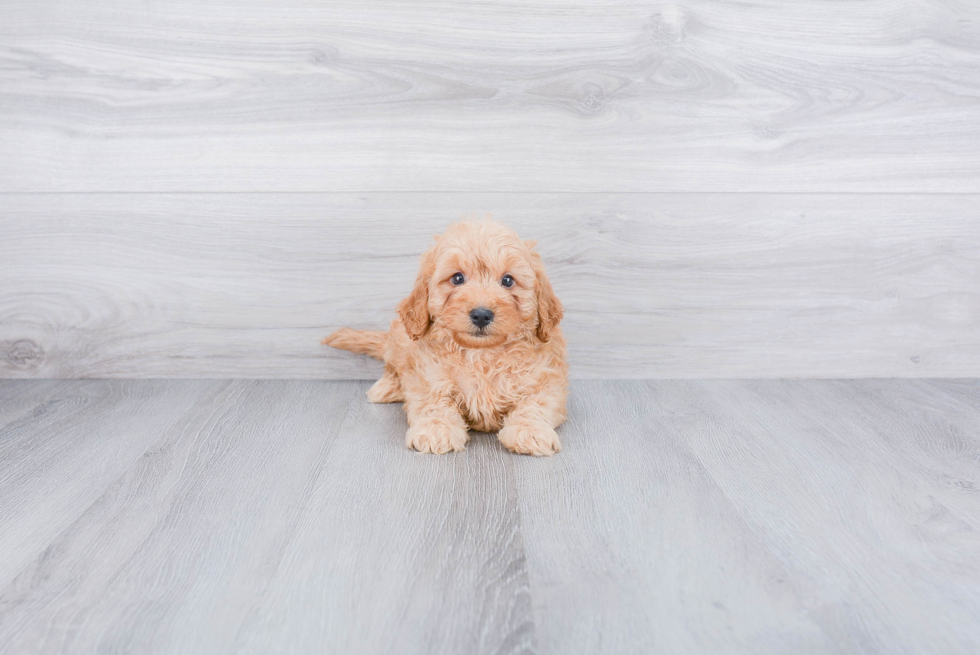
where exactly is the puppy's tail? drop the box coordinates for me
[322,328,387,360]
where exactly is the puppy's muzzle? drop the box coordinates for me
[469,307,494,329]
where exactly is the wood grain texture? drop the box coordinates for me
[0,380,217,590]
[2,193,977,379]
[1,0,979,192]
[514,380,832,654]
[926,378,980,414]
[688,379,980,653]
[1,379,978,653]
[0,380,534,655]
[230,387,534,655]
[515,379,980,654]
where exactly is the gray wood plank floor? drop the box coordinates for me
[1,379,978,654]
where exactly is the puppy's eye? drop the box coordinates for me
[450,272,465,286]
[500,274,515,288]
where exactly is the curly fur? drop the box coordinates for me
[323,220,568,456]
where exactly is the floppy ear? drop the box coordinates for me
[397,245,437,340]
[529,249,563,342]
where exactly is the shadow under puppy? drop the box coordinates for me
[324,220,567,456]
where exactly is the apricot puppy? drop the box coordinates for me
[324,220,567,456]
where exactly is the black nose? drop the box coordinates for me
[469,307,495,328]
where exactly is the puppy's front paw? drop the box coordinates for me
[405,421,468,454]
[498,421,561,457]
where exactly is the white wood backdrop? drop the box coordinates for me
[2,194,977,378]
[1,0,979,378]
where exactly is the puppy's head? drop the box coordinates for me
[398,221,563,348]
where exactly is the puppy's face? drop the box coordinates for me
[398,221,563,348]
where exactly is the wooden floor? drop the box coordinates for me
[1,379,978,654]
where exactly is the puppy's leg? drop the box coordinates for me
[498,385,566,457]
[367,366,404,403]
[404,393,469,454]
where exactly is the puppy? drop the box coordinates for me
[323,220,567,456]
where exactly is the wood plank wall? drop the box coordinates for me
[1,1,978,378]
